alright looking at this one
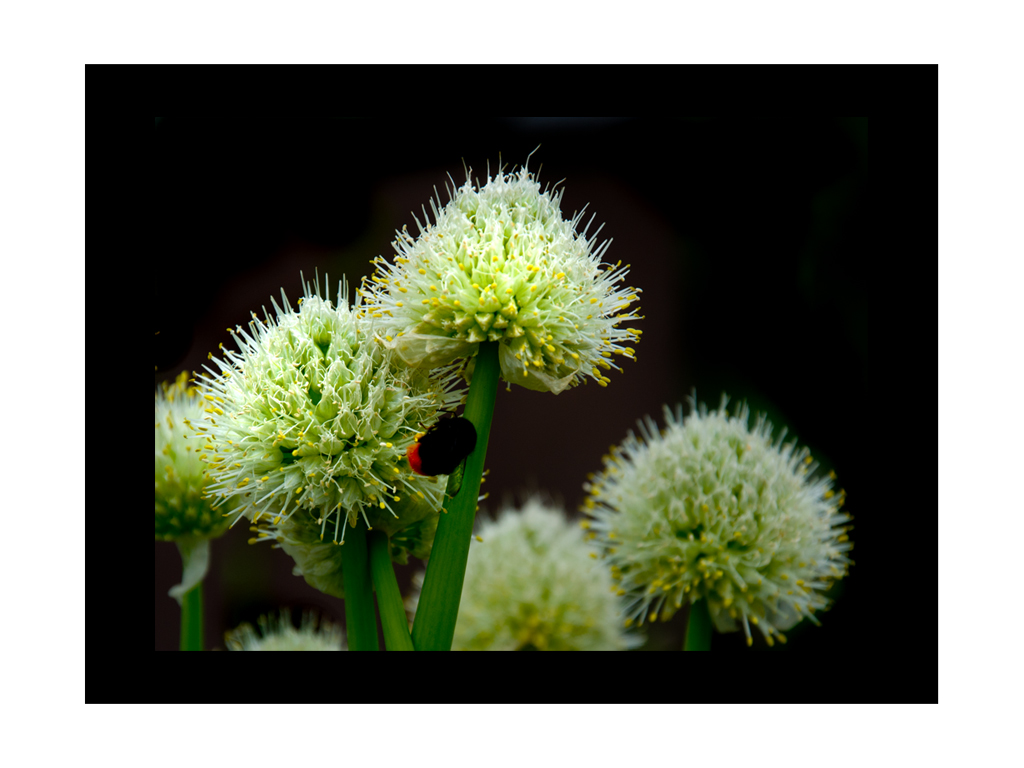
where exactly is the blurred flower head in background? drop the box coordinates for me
[410,498,642,650]
[584,395,853,646]
[225,609,345,651]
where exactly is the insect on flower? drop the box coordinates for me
[407,416,477,497]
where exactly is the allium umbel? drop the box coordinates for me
[409,499,641,651]
[156,371,231,603]
[584,396,853,646]
[155,371,229,542]
[192,274,465,598]
[361,162,642,394]
[225,609,345,651]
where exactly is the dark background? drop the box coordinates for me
[154,116,873,660]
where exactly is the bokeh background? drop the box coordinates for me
[155,116,869,653]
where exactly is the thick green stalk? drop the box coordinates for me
[683,597,712,651]
[412,341,500,651]
[340,519,379,651]
[368,530,414,651]
[179,581,203,651]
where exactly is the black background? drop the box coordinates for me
[151,110,896,685]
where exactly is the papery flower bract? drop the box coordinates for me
[156,372,232,603]
[361,161,642,394]
[410,499,642,650]
[225,608,345,651]
[584,395,853,647]
[193,274,465,598]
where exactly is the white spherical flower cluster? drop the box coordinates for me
[412,499,641,650]
[361,162,642,394]
[155,371,229,542]
[584,396,853,647]
[192,274,465,598]
[225,609,345,651]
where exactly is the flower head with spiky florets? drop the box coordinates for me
[225,609,345,651]
[360,158,642,394]
[191,273,466,598]
[156,371,230,542]
[583,395,853,647]
[408,498,642,650]
[156,371,234,603]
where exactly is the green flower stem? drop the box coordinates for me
[368,530,414,651]
[684,597,712,651]
[340,520,379,651]
[179,581,204,651]
[412,341,500,651]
